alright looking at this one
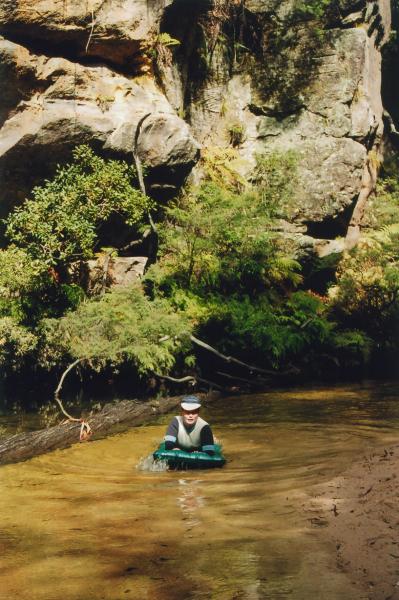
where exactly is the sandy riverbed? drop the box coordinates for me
[305,443,399,600]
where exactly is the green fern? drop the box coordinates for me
[156,33,181,47]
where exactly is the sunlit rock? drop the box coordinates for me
[0,0,392,241]
[0,0,172,71]
[85,256,148,294]
[0,38,200,214]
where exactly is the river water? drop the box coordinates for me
[1,382,399,600]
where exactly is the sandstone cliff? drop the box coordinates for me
[0,0,393,256]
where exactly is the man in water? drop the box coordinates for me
[164,395,216,455]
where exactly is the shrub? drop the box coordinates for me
[40,285,192,375]
[0,245,49,298]
[0,317,38,370]
[294,0,333,20]
[253,151,298,218]
[5,145,152,268]
[154,180,301,295]
[0,246,85,325]
[196,291,334,368]
[227,122,245,147]
[329,167,399,352]
[329,237,399,339]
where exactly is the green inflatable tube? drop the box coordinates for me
[153,442,226,469]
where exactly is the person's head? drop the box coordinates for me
[181,395,201,427]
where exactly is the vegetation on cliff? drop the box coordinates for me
[6,145,151,268]
[0,143,398,398]
[329,160,399,364]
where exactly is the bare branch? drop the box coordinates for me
[132,113,152,197]
[154,373,196,384]
[132,113,158,266]
[196,377,225,390]
[85,9,96,53]
[100,251,112,295]
[118,234,149,253]
[216,371,269,386]
[190,335,277,376]
[300,317,314,329]
[54,358,84,421]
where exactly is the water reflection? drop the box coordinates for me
[0,382,398,599]
[177,478,205,529]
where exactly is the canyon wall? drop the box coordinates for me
[0,0,393,254]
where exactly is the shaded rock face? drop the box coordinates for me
[156,0,391,252]
[0,0,392,254]
[381,1,399,136]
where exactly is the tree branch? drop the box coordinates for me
[196,377,225,390]
[132,113,158,266]
[190,334,281,376]
[100,251,112,295]
[118,233,149,253]
[216,371,270,386]
[154,373,196,384]
[154,372,224,391]
[132,112,152,197]
[54,358,85,421]
[85,8,96,53]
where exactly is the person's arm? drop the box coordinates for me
[164,417,179,450]
[200,424,216,455]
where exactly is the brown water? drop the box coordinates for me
[1,382,399,600]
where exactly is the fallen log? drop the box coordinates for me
[0,396,184,466]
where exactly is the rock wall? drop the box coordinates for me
[0,0,393,254]
[157,0,391,254]
[0,0,199,215]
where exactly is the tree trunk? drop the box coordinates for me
[0,396,183,466]
[345,156,378,250]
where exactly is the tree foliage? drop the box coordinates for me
[152,176,301,296]
[293,0,334,20]
[5,145,152,267]
[40,286,192,376]
[329,164,399,354]
[0,317,38,370]
[330,233,399,346]
[0,246,48,298]
[144,147,384,376]
[0,245,82,325]
[0,140,397,386]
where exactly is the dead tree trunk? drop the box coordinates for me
[0,396,182,466]
[345,155,378,250]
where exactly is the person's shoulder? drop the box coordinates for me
[166,416,179,430]
[198,416,210,427]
